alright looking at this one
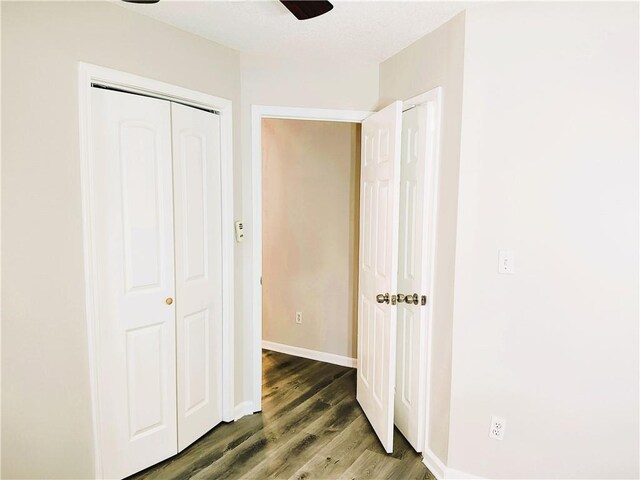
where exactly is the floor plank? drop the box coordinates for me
[337,450,401,480]
[289,415,379,480]
[130,350,432,480]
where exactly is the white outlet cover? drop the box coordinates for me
[489,415,506,440]
[498,250,514,274]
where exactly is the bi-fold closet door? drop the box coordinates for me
[356,94,440,455]
[90,88,223,479]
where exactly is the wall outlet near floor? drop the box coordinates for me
[489,415,506,440]
[295,312,303,324]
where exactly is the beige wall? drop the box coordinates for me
[262,119,360,358]
[448,3,639,478]
[6,2,638,479]
[1,3,241,478]
[238,55,379,403]
[379,12,466,464]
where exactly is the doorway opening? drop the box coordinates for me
[249,106,371,411]
[249,90,442,460]
[261,117,361,367]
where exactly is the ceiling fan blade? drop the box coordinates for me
[280,1,333,20]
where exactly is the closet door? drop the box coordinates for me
[90,88,177,479]
[171,103,223,451]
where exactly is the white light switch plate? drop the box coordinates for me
[235,221,245,243]
[498,250,514,274]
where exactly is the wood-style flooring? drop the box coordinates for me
[131,350,433,480]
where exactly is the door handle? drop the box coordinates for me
[406,293,419,305]
[376,293,389,304]
[376,293,397,305]
[395,293,420,305]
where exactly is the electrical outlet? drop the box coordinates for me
[489,415,506,440]
[295,312,303,324]
[498,250,514,274]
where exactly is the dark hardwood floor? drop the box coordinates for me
[131,350,433,480]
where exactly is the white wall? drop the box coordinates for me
[238,55,379,405]
[262,119,360,359]
[1,3,241,478]
[379,12,466,464]
[448,3,639,478]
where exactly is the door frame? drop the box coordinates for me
[401,87,443,457]
[249,105,372,411]
[248,92,442,454]
[78,62,235,478]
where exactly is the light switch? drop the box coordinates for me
[235,221,245,243]
[498,250,514,274]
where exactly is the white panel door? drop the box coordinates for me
[171,103,224,451]
[90,88,177,479]
[357,101,403,453]
[395,95,441,453]
[395,104,428,451]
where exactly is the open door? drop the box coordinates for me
[356,101,402,453]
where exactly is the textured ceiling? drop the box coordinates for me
[117,0,468,64]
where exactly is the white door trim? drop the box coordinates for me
[78,62,235,479]
[402,87,444,459]
[250,105,372,411]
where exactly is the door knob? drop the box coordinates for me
[165,297,173,305]
[406,293,419,305]
[396,293,419,305]
[376,293,389,304]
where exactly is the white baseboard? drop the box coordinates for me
[445,468,483,479]
[233,401,255,421]
[422,448,483,480]
[423,447,446,479]
[262,340,357,368]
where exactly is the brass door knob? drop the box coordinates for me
[165,297,173,305]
